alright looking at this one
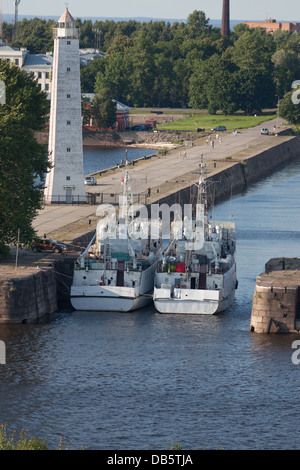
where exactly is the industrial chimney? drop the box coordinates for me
[221,0,230,36]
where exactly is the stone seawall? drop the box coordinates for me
[250,259,300,334]
[0,255,78,324]
[151,137,300,208]
[0,269,57,324]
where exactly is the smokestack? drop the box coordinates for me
[221,0,230,36]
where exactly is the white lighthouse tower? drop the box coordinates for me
[44,7,86,204]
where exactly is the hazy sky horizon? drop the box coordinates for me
[2,0,300,22]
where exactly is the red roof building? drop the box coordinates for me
[244,18,300,34]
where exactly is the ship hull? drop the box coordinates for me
[70,290,152,312]
[70,261,158,312]
[154,260,237,315]
[154,288,235,315]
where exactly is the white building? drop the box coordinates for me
[44,7,86,204]
[0,40,52,96]
[0,39,104,99]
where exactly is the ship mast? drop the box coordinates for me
[120,149,134,224]
[197,154,208,237]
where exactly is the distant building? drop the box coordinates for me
[22,53,53,98]
[244,18,300,34]
[82,94,131,131]
[0,39,105,98]
[79,48,106,66]
[0,40,52,96]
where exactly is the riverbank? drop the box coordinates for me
[36,128,202,149]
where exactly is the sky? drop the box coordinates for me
[2,0,300,22]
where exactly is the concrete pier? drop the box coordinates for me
[32,118,300,244]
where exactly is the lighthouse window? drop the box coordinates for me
[66,176,70,181]
[67,148,71,152]
[67,94,71,98]
[67,120,71,125]
[66,67,71,72]
[67,41,71,45]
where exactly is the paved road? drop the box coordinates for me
[87,118,286,195]
[33,118,290,241]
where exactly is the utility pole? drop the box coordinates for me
[14,0,21,41]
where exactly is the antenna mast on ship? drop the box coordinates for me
[120,149,134,226]
[197,153,209,232]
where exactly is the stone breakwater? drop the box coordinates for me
[0,268,57,324]
[0,256,76,324]
[250,259,300,334]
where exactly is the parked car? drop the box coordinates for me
[129,125,146,131]
[211,126,227,132]
[32,238,67,253]
[84,176,97,185]
[261,128,269,135]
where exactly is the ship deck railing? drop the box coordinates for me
[75,258,149,272]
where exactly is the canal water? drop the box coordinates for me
[83,147,157,174]
[1,153,300,450]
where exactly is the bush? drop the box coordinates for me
[0,424,48,450]
[0,423,71,450]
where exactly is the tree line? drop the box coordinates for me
[2,11,300,115]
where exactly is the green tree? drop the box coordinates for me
[127,32,156,106]
[95,53,133,104]
[272,50,300,98]
[189,55,239,114]
[236,67,276,114]
[231,28,275,71]
[279,87,300,125]
[81,58,105,93]
[0,61,49,255]
[186,10,210,39]
[230,29,276,113]
[92,88,117,129]
[10,18,55,54]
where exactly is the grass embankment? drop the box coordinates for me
[156,112,276,132]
